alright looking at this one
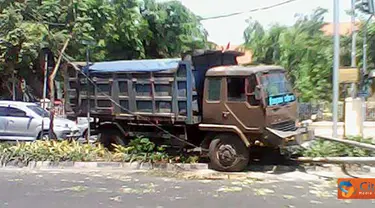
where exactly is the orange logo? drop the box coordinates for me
[338,178,375,199]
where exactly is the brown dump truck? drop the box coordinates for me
[64,50,314,172]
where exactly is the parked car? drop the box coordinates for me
[75,117,93,138]
[0,101,80,141]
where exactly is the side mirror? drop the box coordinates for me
[255,85,262,100]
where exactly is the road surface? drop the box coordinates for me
[0,168,374,208]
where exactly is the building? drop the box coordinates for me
[320,22,359,36]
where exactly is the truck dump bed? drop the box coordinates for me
[64,59,199,124]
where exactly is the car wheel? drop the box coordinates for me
[37,131,57,141]
[208,134,250,172]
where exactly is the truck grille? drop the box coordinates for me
[271,120,297,131]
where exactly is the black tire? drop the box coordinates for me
[37,131,57,141]
[98,128,126,150]
[208,134,250,172]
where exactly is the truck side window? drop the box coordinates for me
[207,78,221,101]
[227,78,246,101]
[247,75,260,106]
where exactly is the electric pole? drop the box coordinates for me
[351,0,357,98]
[332,0,340,138]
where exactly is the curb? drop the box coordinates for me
[3,161,209,171]
[1,161,374,174]
[302,164,375,174]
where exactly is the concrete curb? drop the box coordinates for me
[303,164,375,174]
[1,161,374,174]
[3,161,209,171]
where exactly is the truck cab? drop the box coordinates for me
[203,65,297,133]
[199,65,313,171]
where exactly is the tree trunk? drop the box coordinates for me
[48,38,71,139]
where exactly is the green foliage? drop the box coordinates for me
[0,140,111,165]
[243,8,335,102]
[0,0,208,97]
[0,137,200,165]
[112,137,170,163]
[302,136,375,157]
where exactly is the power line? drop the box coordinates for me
[200,0,301,21]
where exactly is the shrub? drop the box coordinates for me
[302,136,375,157]
[0,140,112,165]
[0,137,200,165]
[112,137,169,163]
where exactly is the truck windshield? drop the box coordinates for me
[260,72,295,106]
[27,105,49,118]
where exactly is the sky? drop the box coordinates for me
[174,0,353,45]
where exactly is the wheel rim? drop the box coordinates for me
[42,134,49,141]
[216,143,237,167]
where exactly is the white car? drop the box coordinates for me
[0,101,80,141]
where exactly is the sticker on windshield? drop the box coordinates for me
[268,94,295,106]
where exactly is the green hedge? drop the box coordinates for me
[302,136,375,157]
[0,137,198,166]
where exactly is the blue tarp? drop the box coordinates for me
[84,58,181,73]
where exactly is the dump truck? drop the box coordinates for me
[64,50,314,171]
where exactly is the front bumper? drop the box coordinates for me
[265,126,315,151]
[54,128,81,139]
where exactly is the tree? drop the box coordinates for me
[243,8,338,102]
[0,0,209,99]
[141,0,207,58]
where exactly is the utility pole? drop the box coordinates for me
[41,53,48,139]
[81,40,95,143]
[12,70,16,101]
[86,46,91,143]
[351,0,357,98]
[333,0,340,138]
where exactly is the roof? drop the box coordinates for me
[190,49,244,57]
[205,65,285,76]
[321,22,359,36]
[86,58,181,73]
[0,101,37,107]
[215,45,252,64]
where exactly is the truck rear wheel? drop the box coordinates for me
[208,134,250,172]
[98,129,126,151]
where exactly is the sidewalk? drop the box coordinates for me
[311,121,375,139]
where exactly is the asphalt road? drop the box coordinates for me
[0,168,374,208]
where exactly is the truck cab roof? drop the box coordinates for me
[205,65,285,77]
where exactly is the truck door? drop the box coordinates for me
[223,75,265,132]
[202,77,224,124]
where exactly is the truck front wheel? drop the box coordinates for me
[208,134,250,172]
[98,129,126,151]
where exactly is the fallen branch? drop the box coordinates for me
[297,157,375,164]
[315,134,375,151]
